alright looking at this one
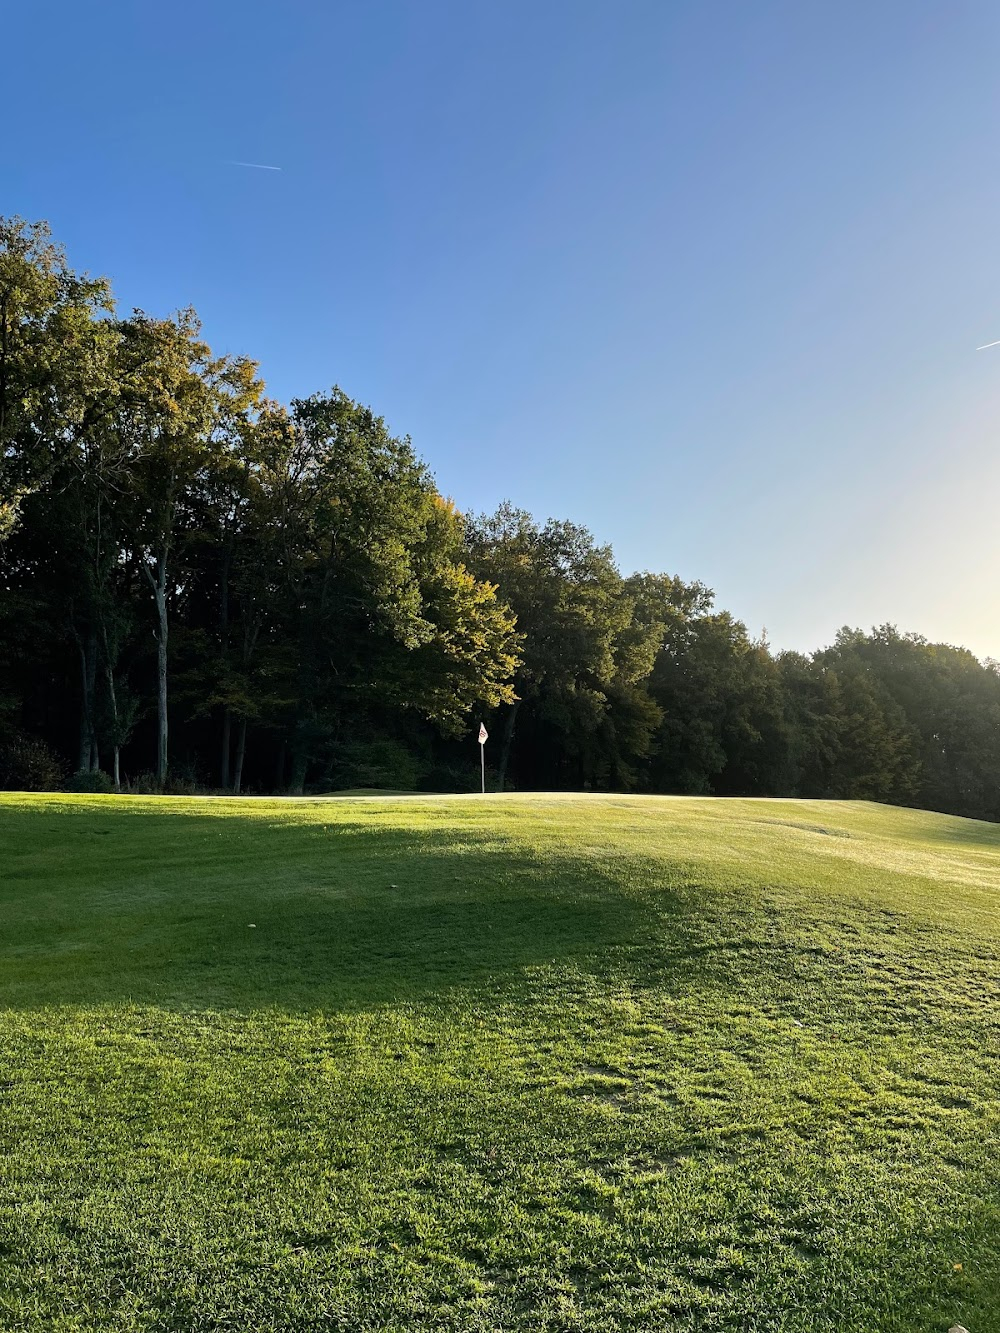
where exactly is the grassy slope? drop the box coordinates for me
[1,793,999,1332]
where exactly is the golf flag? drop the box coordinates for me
[478,722,488,744]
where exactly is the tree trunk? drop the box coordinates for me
[77,630,99,773]
[89,631,99,771]
[289,728,309,796]
[497,698,521,792]
[274,741,286,792]
[155,582,168,782]
[221,708,231,790]
[104,661,121,792]
[233,718,247,795]
[288,707,311,795]
[219,542,231,788]
[289,749,307,796]
[143,551,169,785]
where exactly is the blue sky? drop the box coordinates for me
[7,2,1000,658]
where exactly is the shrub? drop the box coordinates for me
[0,732,65,791]
[163,774,215,796]
[327,739,422,791]
[419,762,485,794]
[121,771,223,797]
[121,771,163,795]
[65,769,116,794]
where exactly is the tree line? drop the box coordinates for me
[3,216,1000,820]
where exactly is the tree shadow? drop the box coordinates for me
[0,800,667,1012]
[6,797,991,1025]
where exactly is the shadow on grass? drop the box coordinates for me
[6,798,991,1028]
[0,801,671,1013]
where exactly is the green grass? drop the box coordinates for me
[1,792,999,1331]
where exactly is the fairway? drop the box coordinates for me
[2,794,1000,1331]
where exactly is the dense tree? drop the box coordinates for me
[4,214,1000,822]
[0,217,112,539]
[252,393,519,793]
[111,311,264,781]
[465,504,652,789]
[776,651,843,797]
[645,607,786,795]
[815,628,1000,818]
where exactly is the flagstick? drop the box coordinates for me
[477,722,488,794]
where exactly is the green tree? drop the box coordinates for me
[0,217,112,539]
[114,310,263,782]
[642,595,791,796]
[466,504,647,789]
[265,392,518,793]
[176,401,295,791]
[776,650,842,796]
[816,627,1000,816]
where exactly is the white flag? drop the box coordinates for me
[478,723,488,744]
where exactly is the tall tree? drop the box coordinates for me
[466,505,644,789]
[262,391,520,793]
[816,627,1000,816]
[114,310,263,782]
[0,216,112,539]
[646,606,781,795]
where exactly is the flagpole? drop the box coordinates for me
[481,739,485,794]
[478,722,488,794]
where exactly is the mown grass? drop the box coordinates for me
[1,792,999,1331]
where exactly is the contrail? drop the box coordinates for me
[229,160,282,171]
[976,338,1000,350]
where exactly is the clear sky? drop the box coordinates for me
[7,2,1000,658]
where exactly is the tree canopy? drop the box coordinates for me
[3,216,1000,820]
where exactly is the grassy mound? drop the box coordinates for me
[1,792,998,1330]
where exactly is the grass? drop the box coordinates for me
[1,792,999,1330]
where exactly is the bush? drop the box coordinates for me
[65,769,116,794]
[163,774,218,796]
[419,762,485,794]
[326,739,422,792]
[0,732,65,791]
[121,771,224,796]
